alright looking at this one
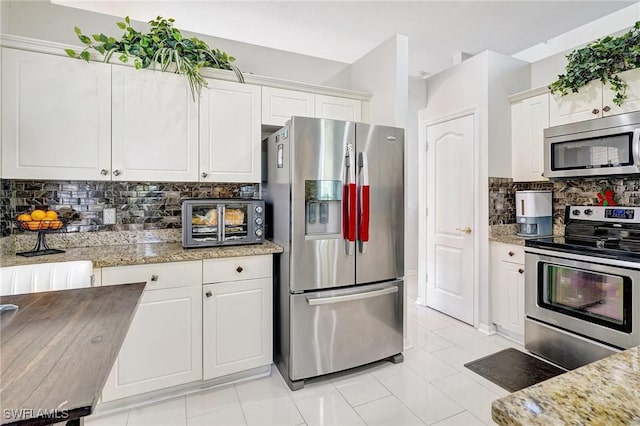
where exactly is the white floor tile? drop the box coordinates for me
[431,373,501,425]
[403,346,458,382]
[333,373,391,407]
[293,389,365,426]
[240,395,304,426]
[84,410,129,426]
[187,404,247,426]
[236,372,290,402]
[432,327,504,357]
[372,364,464,424]
[127,397,187,426]
[354,395,424,426]
[415,327,456,353]
[484,334,525,351]
[186,385,240,418]
[431,345,479,370]
[431,411,487,426]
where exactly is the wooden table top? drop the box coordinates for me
[0,283,145,426]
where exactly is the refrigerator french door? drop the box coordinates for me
[265,117,404,390]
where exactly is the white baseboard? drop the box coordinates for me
[414,297,427,306]
[477,322,497,335]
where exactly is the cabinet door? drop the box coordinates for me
[203,278,272,380]
[111,67,198,182]
[491,243,525,339]
[314,95,362,122]
[511,94,549,182]
[101,285,202,401]
[199,80,261,183]
[2,48,111,180]
[549,80,602,126]
[262,87,315,126]
[603,68,640,116]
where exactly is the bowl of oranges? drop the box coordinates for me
[15,210,66,231]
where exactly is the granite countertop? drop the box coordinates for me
[0,240,283,268]
[492,346,640,425]
[489,235,526,246]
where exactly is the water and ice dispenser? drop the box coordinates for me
[305,180,341,235]
[516,190,552,237]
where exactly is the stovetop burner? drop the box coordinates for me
[525,206,640,262]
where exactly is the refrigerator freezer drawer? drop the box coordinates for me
[289,280,403,381]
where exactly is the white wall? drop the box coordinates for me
[0,0,352,88]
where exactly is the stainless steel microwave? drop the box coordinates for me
[544,111,640,179]
[182,199,265,248]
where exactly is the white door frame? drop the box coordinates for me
[418,106,487,330]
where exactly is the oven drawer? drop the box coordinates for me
[289,280,403,380]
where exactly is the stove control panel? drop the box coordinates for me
[568,206,640,223]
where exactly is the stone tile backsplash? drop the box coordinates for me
[0,179,259,237]
[489,176,640,230]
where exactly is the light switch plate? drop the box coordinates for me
[103,208,116,225]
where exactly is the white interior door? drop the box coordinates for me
[426,114,475,325]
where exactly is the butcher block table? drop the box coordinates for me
[0,283,145,426]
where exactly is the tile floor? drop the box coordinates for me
[87,276,524,426]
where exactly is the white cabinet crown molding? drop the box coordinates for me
[508,85,551,103]
[0,33,371,101]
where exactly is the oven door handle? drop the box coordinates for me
[633,129,640,167]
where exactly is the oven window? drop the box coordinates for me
[190,205,220,242]
[539,263,631,332]
[551,132,633,170]
[223,205,249,242]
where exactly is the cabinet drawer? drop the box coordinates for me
[102,260,202,289]
[493,242,525,264]
[203,255,272,284]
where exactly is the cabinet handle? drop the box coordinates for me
[100,169,108,175]
[603,105,611,112]
[205,291,212,298]
[592,108,600,115]
[113,169,122,176]
[518,268,525,274]
[150,275,159,282]
[508,251,515,257]
[236,266,244,273]
[201,172,208,178]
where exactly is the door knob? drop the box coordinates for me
[205,291,212,298]
[603,105,611,112]
[113,169,121,176]
[236,266,244,273]
[592,108,600,115]
[100,169,108,175]
[201,172,208,178]
[455,227,472,235]
[518,268,525,274]
[508,251,515,257]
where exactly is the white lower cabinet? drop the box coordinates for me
[491,242,525,340]
[101,261,203,402]
[202,255,273,380]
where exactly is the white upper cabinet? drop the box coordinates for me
[261,87,315,126]
[1,48,112,180]
[315,94,362,122]
[111,66,199,182]
[199,79,261,183]
[511,93,549,182]
[550,68,640,126]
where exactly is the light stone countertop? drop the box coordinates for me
[489,235,526,246]
[0,240,283,268]
[491,345,640,425]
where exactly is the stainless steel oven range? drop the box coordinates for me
[525,205,640,370]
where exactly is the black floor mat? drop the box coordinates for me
[464,348,566,392]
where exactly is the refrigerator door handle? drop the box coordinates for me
[306,285,398,306]
[358,152,370,253]
[343,146,356,255]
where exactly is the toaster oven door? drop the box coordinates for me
[183,202,223,247]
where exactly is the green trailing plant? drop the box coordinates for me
[549,21,640,106]
[66,16,244,100]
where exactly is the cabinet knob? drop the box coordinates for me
[518,268,525,274]
[150,275,159,282]
[100,169,108,175]
[201,172,208,178]
[236,266,244,273]
[508,251,515,257]
[205,291,212,298]
[592,108,600,115]
[113,169,122,176]
[603,105,611,112]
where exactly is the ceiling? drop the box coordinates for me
[52,1,637,77]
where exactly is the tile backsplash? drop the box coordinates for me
[489,176,640,229]
[0,179,259,237]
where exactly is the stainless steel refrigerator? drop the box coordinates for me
[264,117,404,390]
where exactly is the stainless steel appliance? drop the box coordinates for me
[264,117,404,390]
[543,111,640,179]
[516,190,552,237]
[525,206,640,370]
[181,199,265,248]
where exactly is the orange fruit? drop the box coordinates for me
[44,210,58,220]
[31,210,46,220]
[49,220,63,230]
[17,213,31,222]
[27,221,41,231]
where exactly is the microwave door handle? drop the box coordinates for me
[633,129,640,167]
[218,205,225,242]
